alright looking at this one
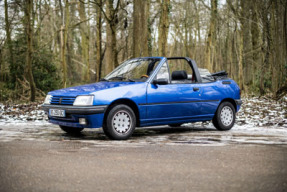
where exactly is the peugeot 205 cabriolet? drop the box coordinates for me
[42,57,242,140]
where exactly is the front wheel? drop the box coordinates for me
[103,104,136,140]
[212,102,235,131]
[60,126,84,134]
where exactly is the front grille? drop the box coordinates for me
[49,114,74,121]
[51,96,76,105]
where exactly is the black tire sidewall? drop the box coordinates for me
[104,104,136,140]
[213,102,235,131]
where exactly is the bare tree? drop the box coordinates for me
[158,0,170,56]
[133,0,149,57]
[24,0,36,101]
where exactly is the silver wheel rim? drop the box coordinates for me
[112,110,132,134]
[220,106,234,126]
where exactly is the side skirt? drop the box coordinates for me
[139,114,214,127]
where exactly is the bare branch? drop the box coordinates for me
[89,0,111,22]
[198,0,211,10]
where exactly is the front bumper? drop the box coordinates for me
[41,104,107,128]
[41,104,107,114]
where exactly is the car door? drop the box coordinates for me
[146,61,202,124]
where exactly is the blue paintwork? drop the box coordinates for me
[46,57,241,129]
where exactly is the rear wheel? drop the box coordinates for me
[103,104,136,140]
[212,102,235,131]
[59,126,84,134]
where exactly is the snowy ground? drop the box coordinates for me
[0,97,286,146]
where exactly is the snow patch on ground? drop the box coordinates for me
[0,102,48,123]
[236,96,287,128]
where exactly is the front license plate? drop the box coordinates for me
[49,109,66,117]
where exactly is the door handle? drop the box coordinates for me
[193,87,199,91]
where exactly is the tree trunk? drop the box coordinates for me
[193,0,201,64]
[0,47,2,81]
[95,0,102,82]
[61,0,69,88]
[78,1,90,82]
[285,1,287,58]
[158,0,170,56]
[205,0,217,72]
[132,0,141,57]
[4,0,14,82]
[25,0,36,101]
[105,0,117,75]
[147,0,152,56]
[133,0,149,57]
[241,0,252,88]
[260,1,272,95]
[67,2,76,81]
[251,1,260,88]
[184,2,189,58]
[271,1,277,92]
[238,29,244,90]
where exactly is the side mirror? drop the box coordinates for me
[153,78,169,85]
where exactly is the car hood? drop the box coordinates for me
[48,81,145,96]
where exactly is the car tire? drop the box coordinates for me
[103,104,136,140]
[60,126,84,134]
[168,124,183,127]
[212,101,235,131]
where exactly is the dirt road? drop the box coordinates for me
[0,123,287,192]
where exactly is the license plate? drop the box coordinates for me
[49,109,66,117]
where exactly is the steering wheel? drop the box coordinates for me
[141,75,149,78]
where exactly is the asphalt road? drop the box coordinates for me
[0,135,287,192]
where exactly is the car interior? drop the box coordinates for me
[168,59,196,84]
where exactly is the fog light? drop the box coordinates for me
[79,118,87,125]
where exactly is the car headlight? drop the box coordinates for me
[73,95,94,106]
[44,95,52,104]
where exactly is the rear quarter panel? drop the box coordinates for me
[200,79,240,116]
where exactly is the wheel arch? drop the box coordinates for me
[219,98,237,112]
[103,98,140,127]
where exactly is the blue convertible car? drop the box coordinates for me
[42,57,242,140]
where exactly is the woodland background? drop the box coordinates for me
[0,0,286,102]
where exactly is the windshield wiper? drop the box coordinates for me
[100,78,109,82]
[108,76,136,82]
[128,78,135,82]
[109,76,125,80]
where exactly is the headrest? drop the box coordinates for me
[172,70,188,80]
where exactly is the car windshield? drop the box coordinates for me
[104,58,161,82]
